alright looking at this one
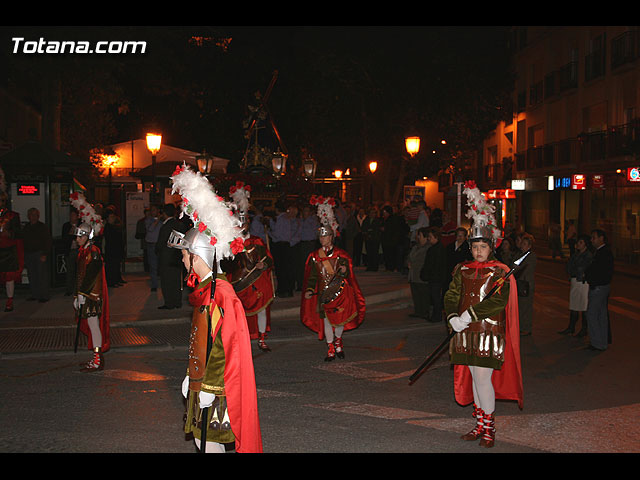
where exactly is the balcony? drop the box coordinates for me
[611,30,639,70]
[516,120,640,173]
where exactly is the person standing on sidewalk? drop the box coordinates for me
[444,181,523,449]
[22,208,51,303]
[156,203,187,309]
[419,227,448,323]
[301,195,366,361]
[145,204,162,292]
[69,192,110,373]
[407,227,430,319]
[515,234,536,336]
[584,229,614,351]
[559,234,592,336]
[169,164,262,454]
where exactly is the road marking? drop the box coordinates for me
[257,389,301,398]
[407,403,640,453]
[314,356,449,382]
[99,369,168,382]
[305,401,445,420]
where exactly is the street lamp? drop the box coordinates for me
[333,169,343,179]
[272,152,287,175]
[302,157,317,178]
[368,161,378,203]
[405,136,420,157]
[196,151,214,176]
[146,132,162,202]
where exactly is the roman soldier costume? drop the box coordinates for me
[223,182,275,351]
[169,164,262,453]
[70,192,110,372]
[0,168,24,312]
[301,195,365,361]
[443,181,522,448]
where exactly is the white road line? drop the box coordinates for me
[304,401,445,420]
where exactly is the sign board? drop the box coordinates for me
[403,185,425,203]
[628,167,640,182]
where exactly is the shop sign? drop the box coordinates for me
[592,174,605,188]
[511,179,526,190]
[554,176,572,189]
[17,183,40,195]
[486,189,516,199]
[571,174,586,190]
[628,167,640,182]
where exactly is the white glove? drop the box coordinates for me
[449,310,472,332]
[199,391,216,408]
[181,375,189,398]
[73,294,86,310]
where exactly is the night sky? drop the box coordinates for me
[1,26,514,176]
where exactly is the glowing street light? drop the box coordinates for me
[333,169,343,179]
[146,132,162,201]
[368,161,378,174]
[405,136,420,157]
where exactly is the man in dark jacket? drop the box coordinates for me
[156,204,187,309]
[420,227,448,323]
[381,205,408,272]
[584,229,614,351]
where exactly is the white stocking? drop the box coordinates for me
[194,437,226,453]
[257,310,267,333]
[87,316,102,349]
[469,365,495,414]
[323,318,334,344]
[334,325,344,339]
[5,280,14,298]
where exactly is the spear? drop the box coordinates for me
[200,256,217,453]
[408,250,530,385]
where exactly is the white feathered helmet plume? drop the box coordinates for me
[463,180,501,247]
[168,163,245,267]
[310,194,339,238]
[229,180,251,228]
[69,191,104,240]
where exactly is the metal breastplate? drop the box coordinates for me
[452,266,506,361]
[225,244,266,293]
[76,246,103,301]
[188,306,209,391]
[317,256,346,305]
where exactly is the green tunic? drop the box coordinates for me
[443,259,510,369]
[184,302,236,445]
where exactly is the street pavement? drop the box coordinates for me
[1,249,639,454]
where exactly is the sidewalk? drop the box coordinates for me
[0,266,411,355]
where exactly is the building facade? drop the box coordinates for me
[480,26,640,264]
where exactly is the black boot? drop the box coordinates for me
[558,311,577,335]
[574,312,588,337]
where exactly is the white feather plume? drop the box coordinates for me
[170,163,244,260]
[69,191,104,236]
[310,195,339,236]
[463,180,501,242]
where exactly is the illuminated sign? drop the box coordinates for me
[628,167,640,182]
[555,176,572,189]
[486,189,516,199]
[511,179,526,190]
[572,174,586,190]
[592,174,604,188]
[17,183,40,195]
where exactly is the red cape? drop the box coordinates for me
[300,246,366,340]
[452,260,523,409]
[227,236,275,340]
[78,246,110,353]
[190,277,263,453]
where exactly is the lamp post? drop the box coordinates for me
[146,132,162,202]
[405,136,420,157]
[302,157,317,179]
[196,151,214,178]
[368,161,378,203]
[272,151,287,175]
